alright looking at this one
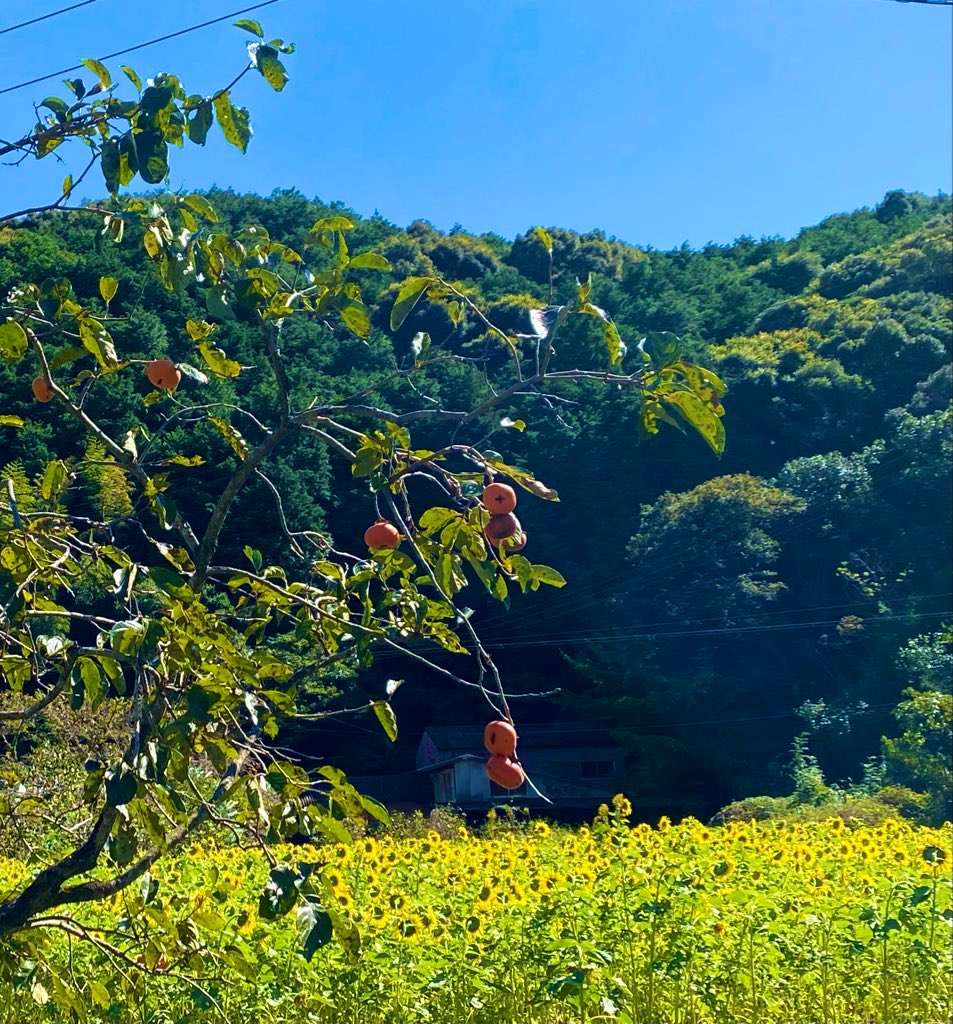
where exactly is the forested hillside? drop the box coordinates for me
[2,187,950,820]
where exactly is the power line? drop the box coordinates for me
[481,449,930,643]
[0,0,283,98]
[439,592,953,650]
[0,0,102,37]
[378,609,950,659]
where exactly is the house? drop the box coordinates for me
[415,724,627,811]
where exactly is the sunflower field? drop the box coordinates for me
[1,802,950,1024]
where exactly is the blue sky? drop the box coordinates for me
[0,0,950,249]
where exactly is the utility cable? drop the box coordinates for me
[424,592,953,650]
[0,1,102,37]
[0,0,283,97]
[480,448,940,642]
[377,609,950,658]
[483,449,920,638]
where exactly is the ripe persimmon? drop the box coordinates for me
[145,359,181,391]
[484,512,520,544]
[486,754,525,790]
[364,518,401,550]
[31,376,54,403]
[484,720,518,757]
[482,482,517,515]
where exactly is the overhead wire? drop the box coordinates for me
[478,447,936,643]
[400,592,953,652]
[0,0,284,97]
[376,609,950,658]
[0,1,102,37]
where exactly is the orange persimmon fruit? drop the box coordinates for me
[486,754,525,790]
[31,376,54,402]
[145,359,181,391]
[364,518,401,550]
[481,482,517,515]
[484,719,518,757]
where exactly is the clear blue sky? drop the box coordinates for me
[1,0,950,249]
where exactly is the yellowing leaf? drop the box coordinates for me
[99,276,118,304]
[81,57,111,89]
[213,91,252,153]
[209,416,248,459]
[660,389,726,456]
[533,226,553,253]
[372,701,398,742]
[198,341,241,377]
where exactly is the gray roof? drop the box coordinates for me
[423,724,620,752]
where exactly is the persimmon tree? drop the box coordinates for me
[0,21,726,1009]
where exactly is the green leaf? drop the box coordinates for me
[660,389,725,456]
[149,565,189,596]
[390,276,434,330]
[78,656,104,707]
[0,322,28,364]
[213,91,252,153]
[309,215,354,233]
[40,96,69,117]
[297,902,333,960]
[259,864,299,920]
[49,344,87,370]
[87,979,111,1009]
[198,341,241,377]
[182,194,219,222]
[117,132,139,186]
[206,286,236,321]
[640,331,682,370]
[252,44,289,91]
[109,621,144,656]
[100,138,120,193]
[99,276,118,305]
[193,908,227,932]
[532,564,567,588]
[80,58,111,90]
[234,18,264,37]
[105,764,138,807]
[0,415,24,428]
[337,300,370,339]
[120,65,141,90]
[349,251,391,271]
[78,318,120,369]
[40,460,69,501]
[134,129,169,185]
[187,100,214,145]
[371,701,398,742]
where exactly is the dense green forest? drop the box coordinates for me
[2,187,950,821]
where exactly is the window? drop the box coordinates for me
[433,770,455,804]
[580,760,614,779]
[491,782,528,798]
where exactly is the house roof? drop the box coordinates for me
[415,754,484,775]
[422,724,620,751]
